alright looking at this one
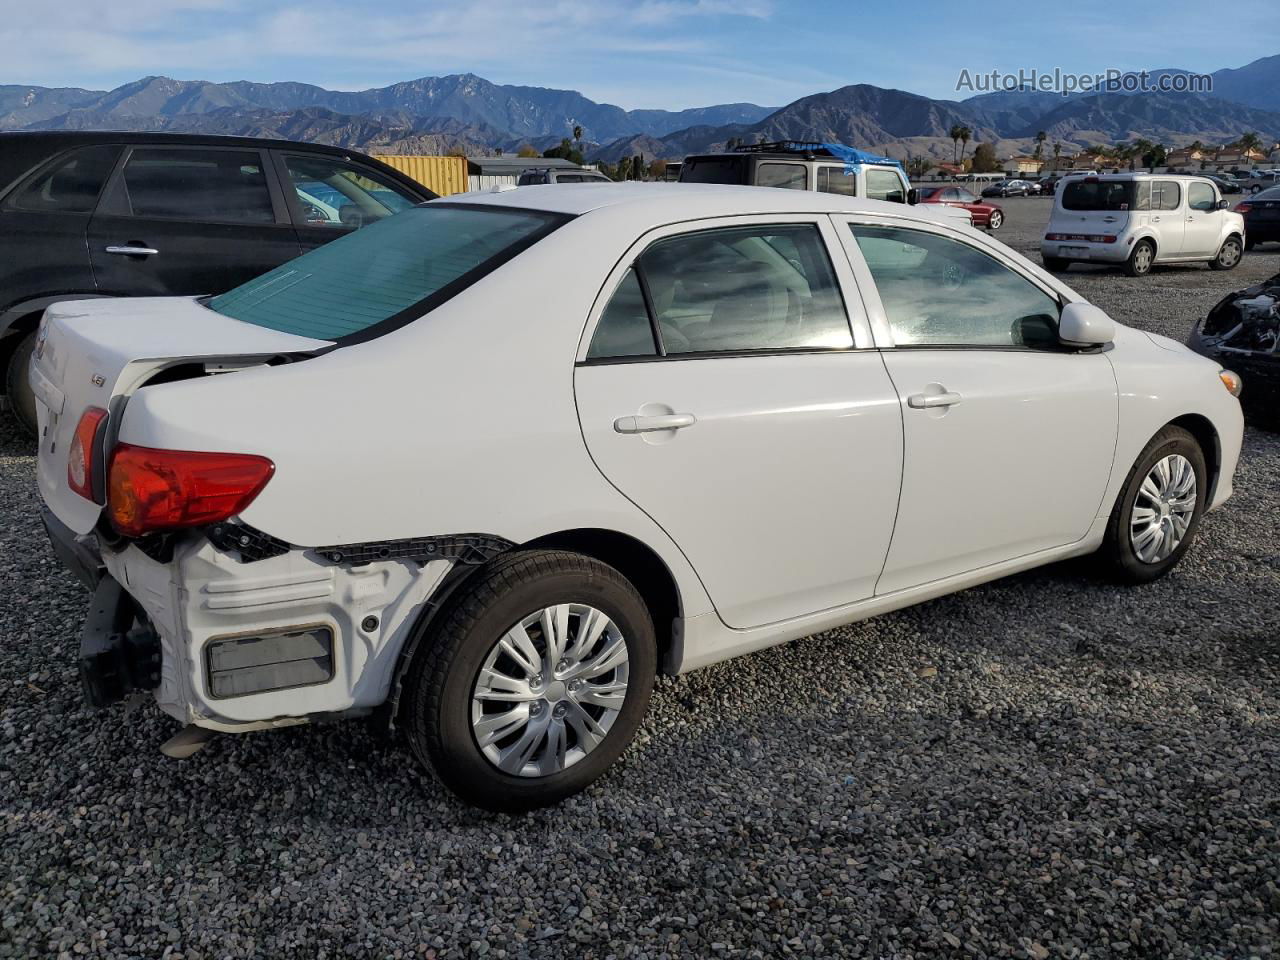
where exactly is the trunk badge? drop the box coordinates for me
[91,374,106,387]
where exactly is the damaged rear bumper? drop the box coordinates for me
[1189,272,1280,417]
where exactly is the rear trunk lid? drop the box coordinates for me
[33,297,330,535]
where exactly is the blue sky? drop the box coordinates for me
[3,0,1277,109]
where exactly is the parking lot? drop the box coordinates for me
[2,196,1278,960]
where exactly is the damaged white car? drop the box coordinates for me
[36,185,1244,811]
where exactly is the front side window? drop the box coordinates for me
[283,154,419,230]
[817,166,857,196]
[756,162,808,190]
[120,148,275,223]
[209,204,564,342]
[850,224,1060,348]
[866,168,906,203]
[1188,181,1216,212]
[609,223,851,355]
[7,144,121,214]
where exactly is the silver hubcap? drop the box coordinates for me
[470,604,629,778]
[990,213,1002,228]
[1135,245,1152,271]
[1130,454,1196,564]
[1220,242,1240,266]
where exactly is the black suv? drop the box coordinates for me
[0,132,435,433]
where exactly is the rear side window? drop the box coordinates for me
[588,223,852,358]
[756,163,808,190]
[587,269,655,359]
[817,166,857,196]
[866,168,906,203]
[6,145,121,214]
[120,148,275,223]
[209,204,564,341]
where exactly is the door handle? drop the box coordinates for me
[907,391,963,409]
[105,245,159,256]
[1102,216,1118,222]
[613,413,697,434]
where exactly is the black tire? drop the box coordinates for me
[1209,235,1243,271]
[1124,239,1155,276]
[1251,184,1262,194]
[402,549,657,812]
[1042,256,1069,272]
[1098,426,1207,585]
[4,330,38,437]
[987,210,1004,230]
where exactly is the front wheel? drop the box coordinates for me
[1098,426,1207,584]
[1209,236,1242,270]
[1124,240,1155,276]
[987,210,1004,230]
[403,550,657,812]
[4,330,39,437]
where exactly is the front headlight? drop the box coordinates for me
[1219,369,1243,398]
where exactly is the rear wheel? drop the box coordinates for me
[403,550,657,812]
[4,330,38,437]
[1098,426,1206,584]
[1124,240,1155,276]
[1042,256,1068,272]
[1209,236,1242,270]
[987,210,1004,230]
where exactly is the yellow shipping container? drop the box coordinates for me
[375,155,469,197]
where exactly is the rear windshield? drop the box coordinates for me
[209,204,565,341]
[1061,180,1136,211]
[679,156,748,185]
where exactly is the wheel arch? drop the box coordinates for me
[1167,413,1222,504]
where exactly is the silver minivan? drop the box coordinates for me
[1042,173,1245,276]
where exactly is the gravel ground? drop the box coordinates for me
[2,200,1278,960]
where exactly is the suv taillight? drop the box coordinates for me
[107,444,275,537]
[67,407,109,502]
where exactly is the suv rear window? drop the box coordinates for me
[208,204,565,342]
[1061,180,1136,211]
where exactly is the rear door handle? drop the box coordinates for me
[613,413,697,434]
[907,391,963,409]
[105,245,159,256]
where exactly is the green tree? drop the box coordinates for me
[1033,130,1047,160]
[971,142,999,173]
[1238,131,1262,153]
[543,138,584,165]
[631,155,646,180]
[949,124,963,164]
[573,124,584,154]
[958,126,972,163]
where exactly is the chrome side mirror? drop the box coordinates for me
[1059,301,1115,347]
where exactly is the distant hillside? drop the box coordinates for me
[0,74,774,143]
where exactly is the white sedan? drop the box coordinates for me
[34,184,1244,810]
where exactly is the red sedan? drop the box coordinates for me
[913,185,1005,229]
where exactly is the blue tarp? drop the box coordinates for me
[791,142,903,173]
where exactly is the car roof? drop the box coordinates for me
[440,183,973,229]
[0,130,380,155]
[1067,172,1217,182]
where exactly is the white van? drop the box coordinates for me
[1042,174,1245,276]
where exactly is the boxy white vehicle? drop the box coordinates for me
[1042,173,1246,276]
[35,185,1243,810]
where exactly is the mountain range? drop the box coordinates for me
[3,56,1280,166]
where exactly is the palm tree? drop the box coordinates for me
[949,124,963,164]
[573,124,584,154]
[1238,131,1262,152]
[1052,142,1062,170]
[1033,130,1047,160]
[958,126,972,164]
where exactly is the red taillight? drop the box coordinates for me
[1236,203,1252,213]
[68,407,108,502]
[107,444,275,537]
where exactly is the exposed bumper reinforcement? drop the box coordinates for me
[79,576,161,709]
